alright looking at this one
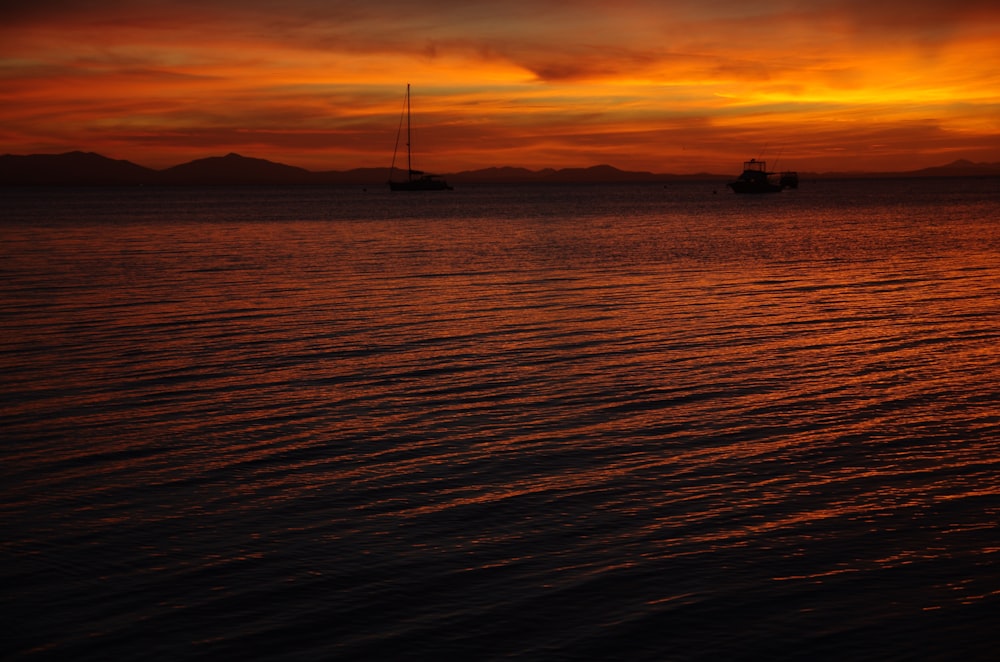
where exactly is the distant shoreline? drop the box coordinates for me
[3,151,999,186]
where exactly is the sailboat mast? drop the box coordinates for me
[406,83,412,179]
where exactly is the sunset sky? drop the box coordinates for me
[2,0,999,173]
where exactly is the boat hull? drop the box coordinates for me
[727,180,782,194]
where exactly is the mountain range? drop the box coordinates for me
[2,151,999,186]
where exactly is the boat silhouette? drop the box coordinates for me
[388,84,452,191]
[727,159,798,193]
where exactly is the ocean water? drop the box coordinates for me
[2,179,1000,660]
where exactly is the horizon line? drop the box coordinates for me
[3,150,1000,181]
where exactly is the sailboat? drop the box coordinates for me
[389,84,452,191]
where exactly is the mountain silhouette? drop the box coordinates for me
[158,153,315,185]
[0,151,156,185]
[909,159,1000,177]
[2,151,998,186]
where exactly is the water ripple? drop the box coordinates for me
[3,181,1000,660]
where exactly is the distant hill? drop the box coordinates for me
[909,159,1000,177]
[2,151,998,186]
[804,159,1000,180]
[450,164,671,185]
[450,166,557,185]
[158,152,316,185]
[0,151,157,185]
[313,167,393,186]
[543,164,664,184]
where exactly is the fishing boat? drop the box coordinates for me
[727,159,798,193]
[389,84,452,191]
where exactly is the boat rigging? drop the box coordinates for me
[388,84,452,191]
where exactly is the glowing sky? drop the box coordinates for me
[2,0,999,173]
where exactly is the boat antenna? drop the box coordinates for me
[757,143,769,162]
[772,147,784,171]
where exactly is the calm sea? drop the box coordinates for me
[3,179,1000,660]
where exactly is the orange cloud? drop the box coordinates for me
[1,1,998,172]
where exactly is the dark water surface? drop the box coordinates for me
[3,180,1000,660]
